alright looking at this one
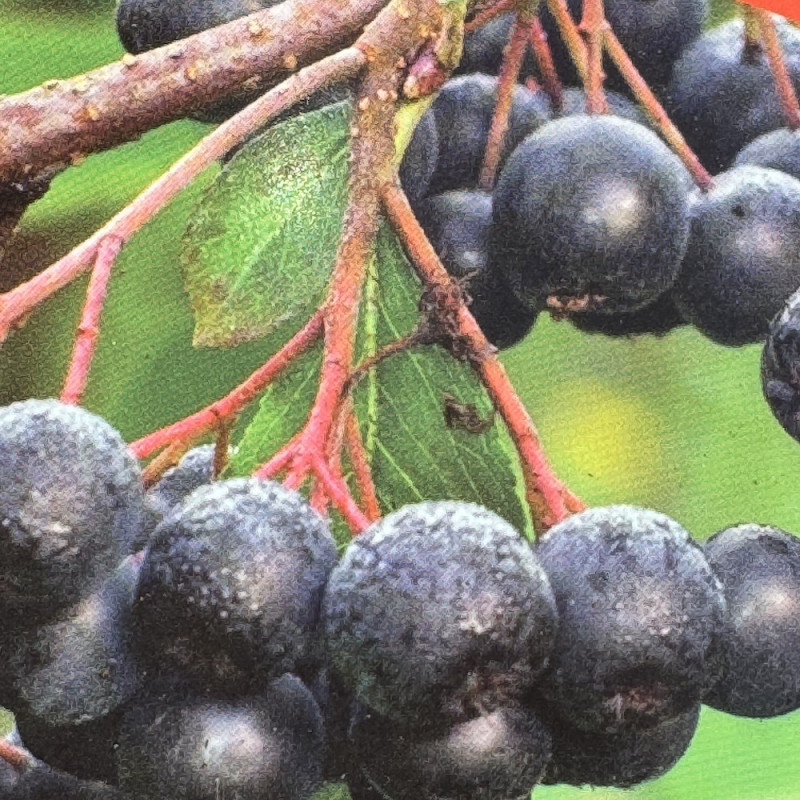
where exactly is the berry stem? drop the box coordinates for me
[465,0,515,34]
[312,453,371,532]
[545,0,588,82]
[0,48,365,344]
[382,182,583,535]
[479,11,532,190]
[141,440,190,488]
[579,0,608,113]
[0,740,32,772]
[60,235,123,405]
[755,8,800,131]
[346,408,382,523]
[129,311,324,460]
[603,28,714,191]
[530,15,564,112]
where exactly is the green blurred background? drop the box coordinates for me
[2,0,800,797]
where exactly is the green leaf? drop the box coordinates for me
[182,103,352,348]
[355,226,531,536]
[227,345,321,476]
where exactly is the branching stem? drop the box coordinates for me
[382,182,582,535]
[755,9,800,131]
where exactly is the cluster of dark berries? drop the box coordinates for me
[0,399,335,798]
[409,8,800,351]
[2,398,798,799]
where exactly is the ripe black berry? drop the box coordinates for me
[734,127,800,181]
[350,705,553,800]
[703,524,800,717]
[763,287,800,440]
[425,74,551,195]
[492,115,690,315]
[666,18,800,173]
[569,294,686,337]
[323,501,558,725]
[8,553,141,728]
[134,478,337,692]
[672,166,800,346]
[417,191,537,348]
[0,399,143,623]
[542,703,700,788]
[399,111,439,207]
[535,505,725,733]
[116,674,324,800]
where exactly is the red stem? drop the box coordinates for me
[579,0,608,114]
[130,311,323,459]
[529,16,564,112]
[478,13,531,191]
[546,0,588,82]
[465,0,515,33]
[382,183,582,535]
[311,454,371,532]
[755,9,800,130]
[603,28,713,191]
[60,235,123,404]
[0,739,33,771]
[0,48,365,344]
[345,409,382,523]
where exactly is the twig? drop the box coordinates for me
[129,311,324,460]
[755,9,800,130]
[579,0,608,114]
[603,28,713,191]
[0,49,365,344]
[312,454,371,532]
[0,0,386,186]
[346,409,382,522]
[213,418,234,478]
[0,739,33,772]
[465,0,515,34]
[530,15,563,112]
[382,182,582,535]
[141,441,190,488]
[545,0,587,82]
[60,235,123,404]
[478,11,532,190]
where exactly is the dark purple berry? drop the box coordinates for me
[763,286,800,440]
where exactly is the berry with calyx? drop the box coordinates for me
[763,287,800,441]
[542,703,700,788]
[492,115,690,315]
[323,501,558,725]
[134,478,337,692]
[116,674,324,800]
[666,17,800,173]
[417,191,537,348]
[350,704,553,800]
[703,524,800,717]
[569,294,686,337]
[425,74,551,195]
[535,505,725,733]
[672,166,800,346]
[0,399,143,625]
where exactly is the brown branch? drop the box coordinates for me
[382,182,583,536]
[60,235,123,404]
[756,9,800,131]
[0,48,365,344]
[478,11,531,190]
[603,28,713,191]
[465,0,514,33]
[129,311,324,460]
[0,0,387,186]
